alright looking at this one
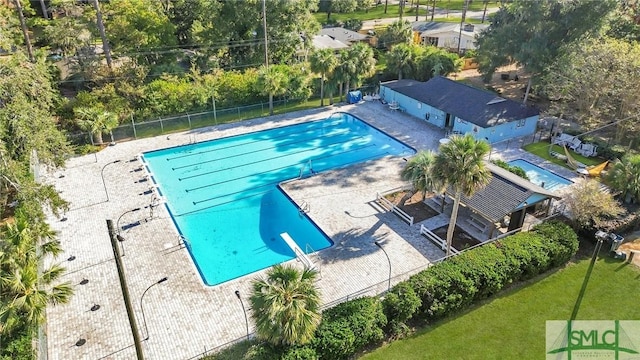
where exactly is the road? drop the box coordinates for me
[361,7,499,30]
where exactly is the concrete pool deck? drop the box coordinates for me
[43,101,583,359]
[43,102,449,359]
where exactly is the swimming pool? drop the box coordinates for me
[507,159,573,191]
[142,113,415,285]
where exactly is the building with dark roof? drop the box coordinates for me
[446,162,561,237]
[379,76,540,143]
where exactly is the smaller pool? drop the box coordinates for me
[507,159,573,191]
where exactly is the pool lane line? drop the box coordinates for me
[184,145,384,194]
[175,150,391,217]
[164,118,347,162]
[178,137,373,181]
[171,128,353,171]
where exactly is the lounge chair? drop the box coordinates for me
[552,133,574,146]
[567,137,582,151]
[577,143,598,157]
[564,146,585,170]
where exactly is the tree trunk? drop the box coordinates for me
[13,0,34,62]
[482,1,488,23]
[398,70,403,80]
[523,77,532,105]
[430,0,436,21]
[92,0,113,70]
[344,79,350,101]
[384,0,388,14]
[39,0,49,19]
[399,0,404,20]
[92,131,104,145]
[328,89,334,105]
[415,0,419,21]
[445,191,462,257]
[269,93,274,115]
[320,74,325,106]
[398,189,417,206]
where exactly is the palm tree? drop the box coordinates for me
[250,264,321,346]
[343,43,376,98]
[387,44,414,80]
[75,107,119,145]
[256,65,287,116]
[433,134,491,256]
[309,49,338,107]
[606,154,640,204]
[400,150,441,204]
[0,217,73,335]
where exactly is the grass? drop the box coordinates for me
[313,1,497,24]
[361,251,640,359]
[523,141,604,168]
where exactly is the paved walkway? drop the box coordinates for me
[43,99,584,359]
[43,102,447,360]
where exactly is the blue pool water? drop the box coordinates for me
[507,159,573,191]
[142,113,415,285]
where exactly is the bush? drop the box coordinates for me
[531,220,579,266]
[280,346,318,360]
[498,232,551,279]
[451,244,511,299]
[491,159,529,180]
[382,282,421,324]
[313,320,357,360]
[321,297,386,350]
[313,297,386,359]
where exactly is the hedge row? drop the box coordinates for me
[210,221,578,360]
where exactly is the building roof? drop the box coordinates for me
[311,34,349,51]
[412,22,489,37]
[381,77,539,127]
[320,27,369,45]
[449,162,560,223]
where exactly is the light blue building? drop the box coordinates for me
[379,77,539,143]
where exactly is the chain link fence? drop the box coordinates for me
[67,99,303,146]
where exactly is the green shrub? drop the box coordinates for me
[491,159,529,180]
[531,220,579,266]
[313,320,357,360]
[382,282,421,324]
[451,244,510,299]
[499,232,551,279]
[409,260,477,320]
[280,345,318,360]
[321,297,386,350]
[0,324,33,360]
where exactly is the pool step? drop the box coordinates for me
[280,232,314,270]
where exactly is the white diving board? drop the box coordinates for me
[280,232,314,269]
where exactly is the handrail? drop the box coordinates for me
[280,232,314,269]
[376,192,414,225]
[420,225,460,255]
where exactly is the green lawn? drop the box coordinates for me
[523,141,604,168]
[313,1,497,24]
[361,253,640,359]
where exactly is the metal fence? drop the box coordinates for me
[67,98,304,147]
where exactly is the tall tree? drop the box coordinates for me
[433,135,491,256]
[74,106,119,145]
[563,179,625,230]
[378,20,413,50]
[400,150,441,204]
[91,0,113,70]
[342,42,376,98]
[542,38,640,143]
[475,0,617,104]
[606,155,640,204]
[386,44,413,80]
[250,264,321,346]
[256,65,288,115]
[309,49,337,106]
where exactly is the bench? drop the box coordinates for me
[466,214,488,233]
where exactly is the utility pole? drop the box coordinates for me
[92,0,113,70]
[457,0,469,54]
[106,220,144,359]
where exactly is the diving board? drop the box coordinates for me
[280,232,314,269]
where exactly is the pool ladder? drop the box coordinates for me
[298,160,315,179]
[299,200,310,215]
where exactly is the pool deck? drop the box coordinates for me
[43,101,583,359]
